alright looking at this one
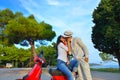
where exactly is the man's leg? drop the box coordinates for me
[81,60,92,80]
[77,65,84,80]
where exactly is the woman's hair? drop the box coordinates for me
[56,35,63,47]
[56,35,63,54]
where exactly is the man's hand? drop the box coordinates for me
[84,57,88,63]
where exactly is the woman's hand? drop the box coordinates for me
[67,61,70,65]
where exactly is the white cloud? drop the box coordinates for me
[46,0,61,6]
[46,0,69,6]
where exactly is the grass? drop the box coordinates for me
[91,68,120,73]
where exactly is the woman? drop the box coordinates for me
[56,35,74,80]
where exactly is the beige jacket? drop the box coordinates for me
[71,37,89,60]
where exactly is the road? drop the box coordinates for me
[91,71,120,80]
[0,68,120,80]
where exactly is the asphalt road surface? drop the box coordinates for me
[0,68,120,80]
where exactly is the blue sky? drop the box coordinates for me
[0,0,102,63]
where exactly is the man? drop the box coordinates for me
[64,30,92,80]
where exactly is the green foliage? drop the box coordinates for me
[99,52,113,61]
[92,0,120,68]
[0,45,31,67]
[0,8,14,27]
[91,68,120,73]
[0,43,57,67]
[92,0,120,55]
[0,8,57,67]
[0,46,3,56]
[112,0,120,23]
[0,9,15,45]
[36,45,57,66]
[0,8,56,46]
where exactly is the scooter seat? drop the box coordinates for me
[49,68,66,76]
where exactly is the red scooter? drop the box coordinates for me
[17,55,45,80]
[17,54,67,80]
[49,68,68,80]
[16,40,71,80]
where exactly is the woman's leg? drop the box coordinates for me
[57,59,74,80]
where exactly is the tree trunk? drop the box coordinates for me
[115,51,120,70]
[15,61,18,68]
[22,62,23,67]
[29,41,37,58]
[31,44,37,57]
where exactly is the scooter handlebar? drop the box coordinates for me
[34,56,45,63]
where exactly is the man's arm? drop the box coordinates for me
[77,38,89,62]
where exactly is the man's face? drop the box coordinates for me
[65,37,72,41]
